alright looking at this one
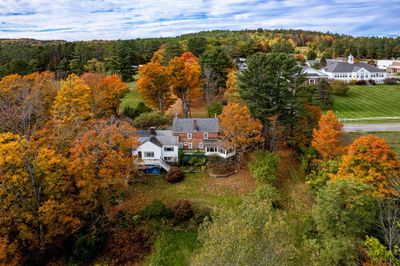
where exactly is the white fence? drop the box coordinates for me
[339,117,400,123]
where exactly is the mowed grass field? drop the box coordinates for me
[343,132,400,156]
[333,85,400,119]
[119,81,143,112]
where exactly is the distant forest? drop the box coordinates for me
[1,29,400,80]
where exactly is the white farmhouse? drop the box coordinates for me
[322,54,387,84]
[132,129,179,171]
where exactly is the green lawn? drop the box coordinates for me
[333,85,400,119]
[144,227,199,266]
[116,172,247,214]
[343,132,400,155]
[119,76,143,111]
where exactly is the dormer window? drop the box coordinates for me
[187,133,192,139]
[204,132,208,139]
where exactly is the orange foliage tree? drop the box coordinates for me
[0,72,57,138]
[68,119,139,217]
[81,73,129,117]
[167,52,201,117]
[219,103,264,152]
[334,135,400,196]
[136,53,173,112]
[0,133,81,264]
[312,110,345,159]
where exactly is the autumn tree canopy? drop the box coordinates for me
[312,111,345,159]
[68,119,139,216]
[52,74,93,125]
[137,51,173,112]
[0,72,57,138]
[0,133,81,265]
[334,135,400,196]
[168,52,202,117]
[81,73,129,117]
[219,102,264,152]
[224,70,240,103]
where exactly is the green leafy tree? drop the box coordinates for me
[187,37,207,57]
[200,47,233,88]
[311,179,377,265]
[238,52,305,150]
[313,79,332,109]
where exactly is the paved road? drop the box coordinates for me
[343,123,400,132]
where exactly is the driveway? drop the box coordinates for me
[343,123,400,132]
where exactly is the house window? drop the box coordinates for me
[199,142,203,149]
[204,132,208,139]
[144,152,154,158]
[188,143,192,149]
[164,146,174,152]
[187,133,192,139]
[179,142,183,148]
[183,142,188,146]
[164,157,172,162]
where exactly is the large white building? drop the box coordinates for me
[322,54,387,84]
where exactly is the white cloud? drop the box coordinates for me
[0,0,399,40]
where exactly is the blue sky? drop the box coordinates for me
[0,0,399,41]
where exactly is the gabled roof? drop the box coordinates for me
[302,66,328,77]
[136,130,178,146]
[324,62,385,73]
[172,118,219,133]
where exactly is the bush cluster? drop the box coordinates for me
[172,200,194,224]
[330,80,350,96]
[139,200,172,220]
[384,78,397,85]
[166,167,185,183]
[122,102,152,120]
[248,151,278,184]
[133,111,168,129]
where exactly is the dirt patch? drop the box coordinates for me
[209,167,256,194]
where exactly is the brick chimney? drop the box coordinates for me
[193,119,198,131]
[150,127,156,136]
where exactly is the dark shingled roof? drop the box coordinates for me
[172,118,219,133]
[324,62,385,73]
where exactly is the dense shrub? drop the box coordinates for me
[207,101,223,117]
[122,102,152,120]
[248,151,278,184]
[133,111,168,129]
[116,210,142,228]
[71,229,108,263]
[105,227,152,265]
[330,80,350,96]
[251,184,281,208]
[384,78,397,85]
[356,80,367,85]
[139,200,172,220]
[368,79,376,85]
[172,200,194,224]
[166,167,185,183]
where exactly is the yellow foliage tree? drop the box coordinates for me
[0,133,81,264]
[52,74,93,125]
[333,135,400,196]
[219,103,264,152]
[224,70,240,103]
[312,111,345,159]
